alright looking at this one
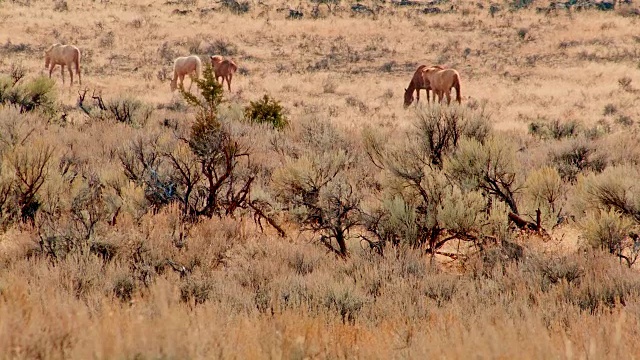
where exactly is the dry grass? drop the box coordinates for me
[2,0,640,358]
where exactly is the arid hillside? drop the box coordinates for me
[1,0,640,358]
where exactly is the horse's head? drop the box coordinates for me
[210,55,223,66]
[44,43,60,68]
[403,88,413,107]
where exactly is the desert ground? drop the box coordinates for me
[1,0,640,358]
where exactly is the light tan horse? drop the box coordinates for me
[44,43,82,86]
[421,67,461,105]
[403,64,445,107]
[210,55,238,91]
[170,55,202,92]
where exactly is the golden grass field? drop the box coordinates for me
[2,0,640,358]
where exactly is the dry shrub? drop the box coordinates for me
[446,135,521,214]
[522,166,565,228]
[528,118,581,140]
[573,165,640,266]
[550,138,607,182]
[362,107,510,255]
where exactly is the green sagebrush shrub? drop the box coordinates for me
[244,94,288,130]
[0,76,56,116]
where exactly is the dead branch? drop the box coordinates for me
[77,88,92,117]
[92,90,107,111]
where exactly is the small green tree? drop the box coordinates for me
[244,94,288,130]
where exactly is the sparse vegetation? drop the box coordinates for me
[2,1,640,358]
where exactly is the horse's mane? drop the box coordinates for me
[46,43,61,52]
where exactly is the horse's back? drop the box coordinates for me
[174,55,201,74]
[49,44,80,63]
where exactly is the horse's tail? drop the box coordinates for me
[230,61,238,74]
[195,57,202,79]
[75,48,82,85]
[454,73,461,104]
[170,62,178,91]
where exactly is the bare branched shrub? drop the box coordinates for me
[219,0,250,14]
[99,31,115,48]
[618,76,633,92]
[323,285,364,324]
[180,278,213,305]
[10,63,26,85]
[113,275,136,303]
[120,66,281,235]
[105,96,153,126]
[158,41,177,64]
[53,0,68,11]
[413,105,490,167]
[528,119,581,140]
[10,142,55,222]
[273,152,361,257]
[550,138,607,182]
[362,108,507,255]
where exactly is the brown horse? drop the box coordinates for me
[44,43,82,86]
[210,55,238,91]
[403,64,445,107]
[421,67,461,105]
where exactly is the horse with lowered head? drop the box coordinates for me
[170,55,202,92]
[210,55,238,91]
[44,43,82,86]
[403,64,445,107]
[421,67,461,105]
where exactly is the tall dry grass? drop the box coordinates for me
[1,0,640,358]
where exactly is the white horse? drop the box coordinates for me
[44,43,82,86]
[170,55,202,92]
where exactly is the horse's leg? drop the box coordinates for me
[68,64,74,86]
[48,64,54,79]
[226,74,232,91]
[416,89,421,104]
[446,90,451,105]
[60,65,65,84]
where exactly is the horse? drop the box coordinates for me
[403,65,445,107]
[210,55,238,91]
[44,43,82,86]
[421,67,461,105]
[170,55,202,92]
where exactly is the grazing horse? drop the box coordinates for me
[403,64,445,107]
[421,67,461,105]
[170,55,202,92]
[210,55,238,91]
[44,43,82,86]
